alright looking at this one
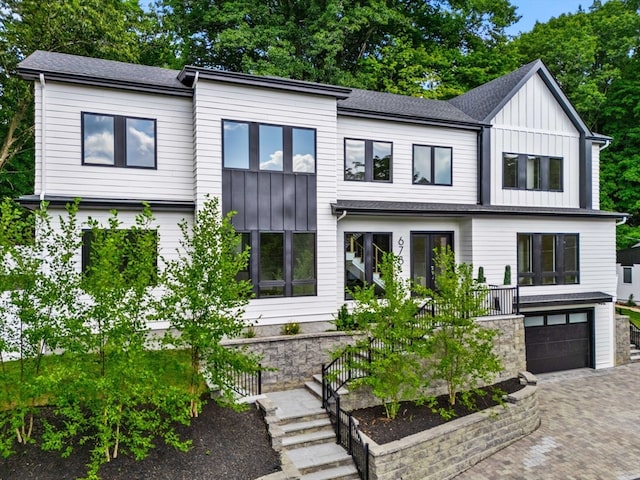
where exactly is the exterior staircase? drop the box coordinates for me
[631,343,640,362]
[259,385,359,480]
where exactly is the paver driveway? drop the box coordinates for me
[455,363,640,480]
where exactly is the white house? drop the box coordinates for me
[16,51,622,374]
[616,245,640,303]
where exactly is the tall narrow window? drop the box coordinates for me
[344,232,391,298]
[624,267,633,284]
[292,233,316,296]
[292,128,316,173]
[412,145,452,186]
[549,157,563,191]
[372,142,391,181]
[259,232,284,297]
[83,113,115,165]
[541,234,556,284]
[517,234,533,285]
[526,156,541,190]
[259,125,284,171]
[344,139,366,181]
[503,153,518,188]
[236,232,251,282]
[125,118,156,167]
[223,121,250,169]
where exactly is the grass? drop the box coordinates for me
[616,306,640,329]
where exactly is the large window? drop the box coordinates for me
[82,113,156,168]
[503,153,563,191]
[517,233,579,286]
[250,231,316,298]
[344,139,392,182]
[223,120,316,173]
[344,232,391,298]
[81,229,158,285]
[413,145,452,186]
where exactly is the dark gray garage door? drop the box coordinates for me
[524,310,593,374]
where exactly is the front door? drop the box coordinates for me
[411,232,453,290]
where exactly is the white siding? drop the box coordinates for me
[38,82,194,201]
[192,81,339,326]
[491,74,581,208]
[594,302,614,369]
[617,263,640,303]
[470,216,617,296]
[337,117,478,204]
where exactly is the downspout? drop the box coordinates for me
[39,73,46,202]
[616,216,628,226]
[337,210,347,222]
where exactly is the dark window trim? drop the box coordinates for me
[252,230,317,298]
[623,266,633,284]
[523,308,593,327]
[344,231,392,300]
[503,152,563,192]
[412,144,453,186]
[517,233,579,286]
[343,137,393,183]
[222,119,317,175]
[81,112,157,169]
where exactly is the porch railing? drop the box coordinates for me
[630,323,640,349]
[209,363,262,398]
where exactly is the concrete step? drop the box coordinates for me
[282,429,337,449]
[287,443,355,476]
[631,353,640,362]
[305,380,323,400]
[300,464,360,480]
[278,410,328,425]
[281,418,333,436]
[313,373,351,395]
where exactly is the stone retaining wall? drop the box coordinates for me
[364,372,539,480]
[222,332,362,392]
[616,314,631,365]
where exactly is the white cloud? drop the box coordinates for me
[293,153,315,172]
[84,131,114,164]
[260,150,283,171]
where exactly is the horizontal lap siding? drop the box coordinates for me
[193,82,339,325]
[491,74,581,208]
[337,117,478,204]
[39,82,194,201]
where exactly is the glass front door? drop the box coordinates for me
[411,232,453,290]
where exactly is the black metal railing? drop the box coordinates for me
[631,323,640,349]
[322,357,370,480]
[210,363,262,397]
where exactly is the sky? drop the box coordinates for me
[506,0,599,35]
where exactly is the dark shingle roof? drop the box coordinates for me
[18,50,190,96]
[331,199,626,219]
[449,60,541,122]
[338,88,483,127]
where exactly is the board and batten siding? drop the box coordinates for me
[34,82,194,201]
[192,81,339,326]
[337,117,478,204]
[490,73,581,208]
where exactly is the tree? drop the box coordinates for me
[158,0,519,96]
[347,253,429,419]
[160,196,259,417]
[424,247,502,414]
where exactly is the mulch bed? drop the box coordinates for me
[1,400,281,480]
[353,378,524,444]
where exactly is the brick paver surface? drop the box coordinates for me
[455,363,640,480]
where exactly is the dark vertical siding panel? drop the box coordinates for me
[307,177,317,230]
[271,174,284,230]
[231,170,246,230]
[283,176,296,230]
[222,170,232,216]
[244,171,258,230]
[295,175,308,231]
[258,174,271,230]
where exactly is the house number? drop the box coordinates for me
[397,236,404,264]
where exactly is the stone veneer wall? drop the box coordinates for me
[616,314,631,366]
[222,332,362,392]
[364,372,539,480]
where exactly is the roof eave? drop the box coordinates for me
[337,108,487,131]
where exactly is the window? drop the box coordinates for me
[503,153,563,191]
[222,120,316,173]
[254,231,316,298]
[82,229,158,285]
[344,232,391,298]
[413,145,452,186]
[624,267,633,284]
[344,139,391,182]
[82,113,156,168]
[517,233,579,286]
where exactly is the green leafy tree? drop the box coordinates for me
[160,196,259,417]
[346,253,429,419]
[424,247,502,414]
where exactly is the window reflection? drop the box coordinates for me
[83,113,115,165]
[259,125,284,171]
[126,118,155,167]
[292,128,315,173]
[223,121,250,169]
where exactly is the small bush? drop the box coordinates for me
[333,304,358,331]
[281,322,300,335]
[244,326,257,338]
[627,294,636,307]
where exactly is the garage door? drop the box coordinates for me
[524,310,592,374]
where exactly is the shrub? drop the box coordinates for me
[281,322,300,335]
